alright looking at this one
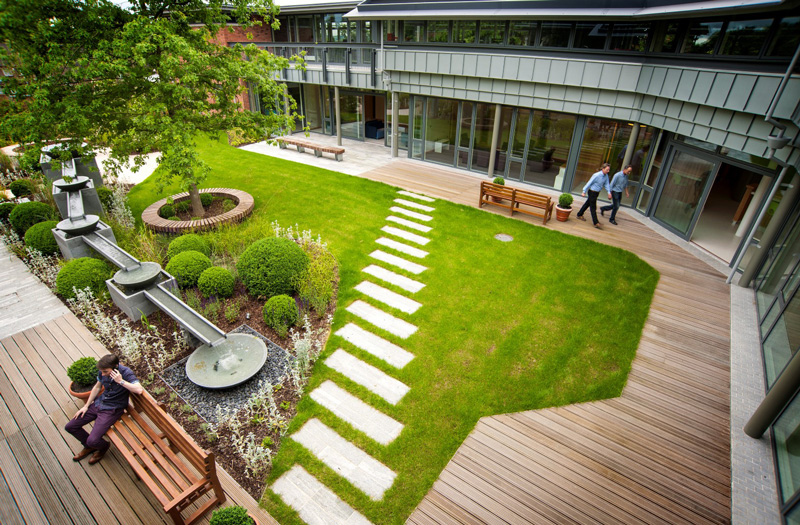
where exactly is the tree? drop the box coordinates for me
[0,0,298,216]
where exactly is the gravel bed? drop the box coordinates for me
[161,324,292,424]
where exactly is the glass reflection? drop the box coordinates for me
[470,103,495,174]
[653,151,715,234]
[523,111,575,189]
[423,98,459,164]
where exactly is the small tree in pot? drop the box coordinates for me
[210,505,257,525]
[67,356,98,399]
[555,193,574,222]
[492,177,505,202]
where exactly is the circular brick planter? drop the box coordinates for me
[142,188,254,234]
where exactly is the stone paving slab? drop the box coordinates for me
[310,381,404,445]
[272,465,373,525]
[362,265,425,294]
[369,250,427,275]
[380,226,430,246]
[375,237,428,258]
[388,206,433,222]
[386,215,432,233]
[346,300,418,339]
[393,198,435,212]
[326,349,410,405]
[354,281,422,315]
[397,190,435,203]
[291,418,398,501]
[335,323,415,369]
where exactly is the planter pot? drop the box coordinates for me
[555,206,573,222]
[69,382,102,400]
[491,196,504,203]
[249,513,260,525]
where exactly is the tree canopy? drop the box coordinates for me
[0,0,296,213]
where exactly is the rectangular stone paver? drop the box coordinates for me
[393,198,435,212]
[346,300,418,339]
[381,226,430,246]
[326,349,410,405]
[310,381,404,445]
[375,237,428,258]
[291,418,398,500]
[362,265,425,294]
[272,465,373,525]
[355,281,422,315]
[397,190,435,202]
[386,215,432,233]
[335,323,415,369]
[369,250,427,275]
[388,206,432,222]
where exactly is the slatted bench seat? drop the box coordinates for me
[513,187,554,225]
[107,390,225,525]
[478,181,516,214]
[278,136,345,161]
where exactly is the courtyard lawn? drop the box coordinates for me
[127,137,659,524]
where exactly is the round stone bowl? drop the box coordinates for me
[53,176,90,192]
[57,215,100,236]
[113,262,163,290]
[186,334,268,389]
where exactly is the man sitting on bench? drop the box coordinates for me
[66,354,143,465]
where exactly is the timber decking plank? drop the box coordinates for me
[0,467,25,525]
[0,439,49,524]
[0,337,48,422]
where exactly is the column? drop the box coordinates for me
[335,86,342,146]
[487,104,502,178]
[391,91,399,158]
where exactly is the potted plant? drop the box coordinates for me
[555,193,574,222]
[67,356,98,399]
[209,505,258,525]
[492,177,505,202]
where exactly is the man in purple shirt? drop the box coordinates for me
[65,354,143,464]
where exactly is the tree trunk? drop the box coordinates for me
[189,184,204,218]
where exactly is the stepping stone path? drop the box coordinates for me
[273,190,437,523]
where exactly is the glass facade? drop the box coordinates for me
[652,150,715,234]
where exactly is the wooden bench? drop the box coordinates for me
[478,181,554,224]
[513,187,554,225]
[107,390,225,525]
[278,136,345,161]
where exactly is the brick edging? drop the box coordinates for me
[141,188,255,234]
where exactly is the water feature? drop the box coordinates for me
[185,333,269,389]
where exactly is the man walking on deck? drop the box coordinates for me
[601,165,632,225]
[577,163,612,229]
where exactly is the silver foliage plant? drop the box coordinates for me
[288,314,329,396]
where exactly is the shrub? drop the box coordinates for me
[159,204,175,219]
[295,244,338,316]
[222,199,236,213]
[200,193,213,207]
[9,201,57,235]
[175,200,190,213]
[237,237,309,298]
[0,202,16,221]
[558,193,574,209]
[198,267,235,298]
[96,187,114,211]
[56,257,113,299]
[9,178,36,198]
[263,295,299,337]
[493,177,505,185]
[166,233,210,260]
[67,356,98,388]
[24,220,59,255]
[168,216,179,221]
[165,250,212,287]
[209,505,252,525]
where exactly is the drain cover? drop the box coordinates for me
[494,234,513,242]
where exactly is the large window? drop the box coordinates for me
[540,21,571,48]
[774,394,800,504]
[573,23,608,49]
[423,98,458,164]
[453,21,476,44]
[682,21,723,54]
[572,118,637,193]
[470,103,496,174]
[479,21,505,45]
[769,17,800,56]
[404,21,425,43]
[610,23,651,52]
[427,21,449,43]
[523,111,576,189]
[509,21,535,46]
[719,18,772,56]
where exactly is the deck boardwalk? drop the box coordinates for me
[0,313,279,525]
[362,160,732,524]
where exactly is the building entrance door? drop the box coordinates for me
[652,148,718,236]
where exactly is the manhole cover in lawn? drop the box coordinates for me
[495,234,513,242]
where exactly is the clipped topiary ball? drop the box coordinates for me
[24,220,59,255]
[200,193,213,207]
[9,178,37,198]
[209,506,252,525]
[56,257,113,299]
[159,204,175,219]
[166,233,210,260]
[165,250,212,288]
[9,201,56,235]
[263,294,299,338]
[197,267,235,298]
[67,356,98,388]
[237,237,309,298]
[0,202,16,221]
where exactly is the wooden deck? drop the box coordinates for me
[362,160,731,524]
[0,311,278,524]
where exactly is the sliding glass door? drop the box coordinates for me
[652,148,718,236]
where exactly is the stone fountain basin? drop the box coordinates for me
[185,334,268,389]
[53,176,90,191]
[57,215,100,236]
[113,262,163,290]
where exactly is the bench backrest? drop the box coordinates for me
[480,181,515,198]
[514,189,551,208]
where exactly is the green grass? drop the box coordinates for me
[127,136,659,524]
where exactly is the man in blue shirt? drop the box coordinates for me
[576,163,612,229]
[600,165,633,225]
[65,354,143,464]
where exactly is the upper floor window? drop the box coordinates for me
[768,16,800,56]
[453,21,476,44]
[427,20,449,43]
[404,21,425,42]
[573,23,608,49]
[610,23,651,52]
[480,21,506,45]
[540,21,571,48]
[682,21,723,54]
[719,18,772,56]
[509,21,536,46]
[652,22,681,53]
